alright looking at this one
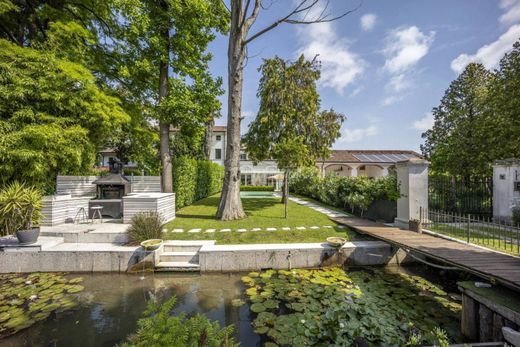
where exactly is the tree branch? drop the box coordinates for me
[244,0,360,45]
[244,0,262,31]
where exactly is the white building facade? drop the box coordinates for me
[207,126,421,186]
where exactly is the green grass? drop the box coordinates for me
[164,194,363,244]
[426,223,520,256]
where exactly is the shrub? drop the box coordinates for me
[120,295,239,347]
[0,182,42,236]
[512,206,520,226]
[173,157,223,209]
[289,168,400,216]
[240,185,274,191]
[127,212,164,243]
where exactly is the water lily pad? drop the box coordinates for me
[250,303,266,313]
[231,299,245,307]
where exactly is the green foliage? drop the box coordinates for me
[0,39,129,191]
[512,206,520,226]
[172,158,223,209]
[243,55,345,172]
[0,182,42,236]
[241,268,461,346]
[290,168,400,215]
[422,39,520,177]
[240,186,275,192]
[0,273,83,338]
[127,212,164,244]
[120,295,239,347]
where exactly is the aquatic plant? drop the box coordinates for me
[241,267,461,346]
[120,295,239,347]
[0,273,83,338]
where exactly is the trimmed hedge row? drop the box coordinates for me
[240,185,275,192]
[289,167,400,216]
[173,157,223,209]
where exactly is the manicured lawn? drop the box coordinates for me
[164,194,363,244]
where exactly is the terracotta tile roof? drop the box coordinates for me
[213,125,227,132]
[322,150,422,163]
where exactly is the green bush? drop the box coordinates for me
[120,295,239,347]
[240,185,274,191]
[127,212,164,244]
[173,157,223,209]
[512,206,520,226]
[0,182,42,236]
[290,167,400,216]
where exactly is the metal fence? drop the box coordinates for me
[420,207,520,255]
[428,176,493,218]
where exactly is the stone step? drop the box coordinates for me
[160,251,199,263]
[40,230,128,244]
[155,261,200,272]
[163,245,202,253]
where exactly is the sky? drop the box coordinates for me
[208,0,520,152]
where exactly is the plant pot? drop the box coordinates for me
[15,227,40,245]
[140,239,163,251]
[409,220,422,233]
[326,237,346,248]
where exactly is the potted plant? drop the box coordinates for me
[0,182,42,244]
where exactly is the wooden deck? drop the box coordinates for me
[332,216,520,292]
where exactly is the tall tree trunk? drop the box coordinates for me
[216,1,246,220]
[283,170,289,219]
[159,24,172,193]
[203,117,214,160]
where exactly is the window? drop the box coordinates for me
[215,148,222,160]
[240,153,247,160]
[241,174,252,186]
[216,135,222,141]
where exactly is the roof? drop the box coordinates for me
[323,150,421,164]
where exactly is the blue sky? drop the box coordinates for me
[208,0,520,152]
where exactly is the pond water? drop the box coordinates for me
[240,191,276,199]
[0,265,463,347]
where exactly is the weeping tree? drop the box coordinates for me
[243,55,345,218]
[216,0,356,220]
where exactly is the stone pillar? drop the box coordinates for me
[394,158,429,229]
[493,159,520,222]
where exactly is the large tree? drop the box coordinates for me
[243,55,345,217]
[0,39,128,191]
[217,0,355,220]
[421,63,493,177]
[113,0,227,192]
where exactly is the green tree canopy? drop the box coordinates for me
[0,39,129,191]
[243,55,345,216]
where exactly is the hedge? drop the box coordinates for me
[173,157,223,209]
[240,185,275,191]
[290,167,400,216]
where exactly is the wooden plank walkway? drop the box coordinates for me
[332,216,520,292]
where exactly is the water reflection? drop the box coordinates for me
[0,273,260,347]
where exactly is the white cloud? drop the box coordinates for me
[380,26,435,106]
[499,0,520,25]
[381,95,404,106]
[297,13,365,94]
[451,24,520,73]
[413,113,435,131]
[341,125,378,143]
[383,26,435,74]
[360,14,377,31]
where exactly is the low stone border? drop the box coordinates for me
[163,225,337,233]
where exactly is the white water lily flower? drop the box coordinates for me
[29,295,38,300]
[339,323,345,328]
[300,319,306,324]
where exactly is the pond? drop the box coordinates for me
[0,265,462,347]
[240,191,276,199]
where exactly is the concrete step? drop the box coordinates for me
[155,261,200,272]
[40,230,128,244]
[160,251,199,263]
[163,245,202,252]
